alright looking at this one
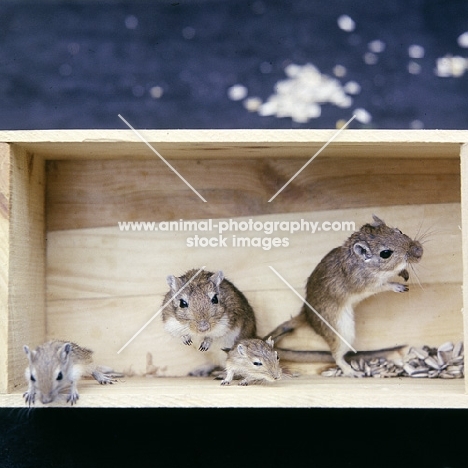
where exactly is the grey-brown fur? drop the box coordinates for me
[162,269,257,376]
[266,215,423,377]
[221,337,282,386]
[23,340,119,406]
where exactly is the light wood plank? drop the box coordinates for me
[3,376,468,409]
[45,157,460,231]
[6,146,46,393]
[46,204,462,301]
[45,283,462,378]
[0,144,10,393]
[460,142,468,393]
[1,129,468,160]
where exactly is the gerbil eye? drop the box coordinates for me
[30,375,36,382]
[380,249,393,259]
[56,372,63,381]
[211,294,218,304]
[179,299,188,308]
[253,361,263,366]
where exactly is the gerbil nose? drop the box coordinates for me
[409,241,423,260]
[197,320,210,332]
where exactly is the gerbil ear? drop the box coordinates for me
[371,214,385,226]
[266,336,274,348]
[59,343,72,363]
[166,275,181,294]
[353,241,373,261]
[23,345,37,362]
[23,345,33,362]
[237,343,247,357]
[209,271,224,288]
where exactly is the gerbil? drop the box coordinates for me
[23,340,120,406]
[161,269,257,376]
[221,337,282,386]
[266,215,423,377]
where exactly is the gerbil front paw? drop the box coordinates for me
[23,391,35,406]
[92,371,116,385]
[67,391,80,406]
[391,282,409,293]
[220,380,230,386]
[238,379,249,386]
[199,338,212,352]
[182,335,193,346]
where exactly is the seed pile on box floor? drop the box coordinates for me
[321,341,464,378]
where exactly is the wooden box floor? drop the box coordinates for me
[2,376,467,409]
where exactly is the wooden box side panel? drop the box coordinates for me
[2,145,46,393]
[461,143,468,394]
[0,144,11,393]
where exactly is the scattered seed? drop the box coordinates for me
[321,341,464,379]
[411,347,429,360]
[227,84,248,101]
[337,14,356,32]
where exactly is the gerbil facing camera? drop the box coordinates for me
[267,215,424,378]
[221,337,282,386]
[162,268,257,376]
[23,340,121,406]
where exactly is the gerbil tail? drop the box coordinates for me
[276,348,335,363]
[343,345,406,362]
[276,345,406,363]
[263,313,307,344]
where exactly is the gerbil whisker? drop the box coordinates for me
[409,263,424,291]
[416,225,452,245]
[414,216,425,241]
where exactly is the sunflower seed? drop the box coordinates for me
[321,368,341,377]
[424,356,441,370]
[321,342,464,379]
[411,347,429,360]
[453,341,464,358]
[403,363,417,375]
[351,360,361,372]
[448,355,463,365]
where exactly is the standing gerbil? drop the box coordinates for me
[221,337,282,386]
[266,215,423,377]
[23,340,120,406]
[161,268,257,376]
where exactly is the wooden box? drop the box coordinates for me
[1,129,468,408]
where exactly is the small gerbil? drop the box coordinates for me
[161,269,257,376]
[23,340,120,406]
[266,215,423,377]
[221,336,282,386]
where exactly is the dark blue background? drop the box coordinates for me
[1,0,468,130]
